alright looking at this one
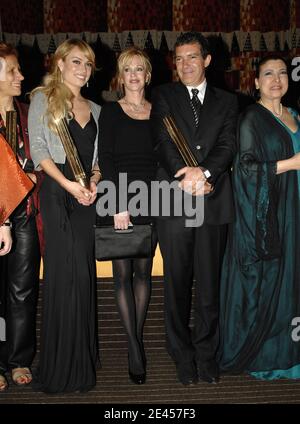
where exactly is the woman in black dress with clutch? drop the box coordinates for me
[28,39,101,393]
[98,47,157,384]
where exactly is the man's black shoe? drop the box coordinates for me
[197,362,220,384]
[180,375,198,386]
[176,361,198,386]
[198,370,219,384]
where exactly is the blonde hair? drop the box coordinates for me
[31,38,95,132]
[116,47,152,96]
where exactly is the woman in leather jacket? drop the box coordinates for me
[0,42,41,392]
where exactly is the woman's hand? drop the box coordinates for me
[38,159,96,206]
[76,181,97,206]
[114,211,131,230]
[0,226,12,256]
[88,181,97,205]
[278,152,300,174]
[26,173,37,184]
[63,180,93,206]
[292,152,300,170]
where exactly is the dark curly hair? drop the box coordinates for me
[174,32,210,59]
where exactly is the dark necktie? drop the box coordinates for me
[190,88,202,127]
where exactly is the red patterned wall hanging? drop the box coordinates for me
[240,0,290,32]
[173,0,240,32]
[44,0,107,33]
[107,0,172,32]
[0,0,43,33]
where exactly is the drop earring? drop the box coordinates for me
[86,81,89,88]
[60,73,64,83]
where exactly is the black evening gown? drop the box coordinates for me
[35,116,98,393]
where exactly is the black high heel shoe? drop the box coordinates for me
[128,353,146,385]
[128,369,146,385]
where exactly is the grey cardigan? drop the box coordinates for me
[28,90,101,170]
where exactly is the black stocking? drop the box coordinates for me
[132,258,152,344]
[112,257,152,374]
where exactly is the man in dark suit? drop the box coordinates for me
[150,32,238,385]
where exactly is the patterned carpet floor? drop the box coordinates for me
[1,278,300,404]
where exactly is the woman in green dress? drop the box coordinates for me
[219,55,300,379]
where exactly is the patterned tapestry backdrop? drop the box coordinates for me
[0,0,300,106]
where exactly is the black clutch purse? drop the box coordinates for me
[95,224,153,261]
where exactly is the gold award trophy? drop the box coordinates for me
[6,110,17,155]
[163,115,198,167]
[54,117,90,189]
[163,115,213,195]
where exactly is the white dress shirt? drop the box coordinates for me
[186,79,211,179]
[186,79,207,104]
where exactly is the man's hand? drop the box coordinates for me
[174,166,213,196]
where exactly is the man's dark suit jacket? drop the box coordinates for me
[150,81,238,225]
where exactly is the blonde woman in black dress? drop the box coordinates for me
[29,39,101,393]
[99,47,157,385]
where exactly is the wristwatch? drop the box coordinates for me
[1,222,12,228]
[203,169,212,181]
